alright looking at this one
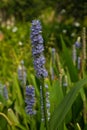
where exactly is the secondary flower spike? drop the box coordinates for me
[30,20,48,78]
[25,85,36,115]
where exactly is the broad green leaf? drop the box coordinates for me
[15,106,29,129]
[0,94,5,103]
[57,122,68,130]
[30,118,37,130]
[50,79,63,114]
[60,35,78,82]
[40,122,46,130]
[17,124,28,130]
[64,123,68,130]
[0,116,7,130]
[72,94,82,121]
[7,108,19,126]
[12,74,23,106]
[80,88,87,124]
[84,124,87,130]
[49,78,87,130]
[65,109,72,124]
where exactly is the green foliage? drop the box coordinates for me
[60,35,78,82]
[0,4,87,129]
[49,78,87,130]
[49,79,63,113]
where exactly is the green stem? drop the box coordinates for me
[41,79,49,130]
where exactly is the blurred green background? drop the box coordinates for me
[0,0,87,80]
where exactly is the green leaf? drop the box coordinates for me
[65,109,72,124]
[80,88,87,124]
[12,74,23,106]
[17,124,27,130]
[72,94,82,121]
[0,115,8,130]
[40,122,46,130]
[84,124,87,130]
[50,80,63,113]
[7,108,19,126]
[60,35,78,82]
[0,94,5,103]
[49,78,87,130]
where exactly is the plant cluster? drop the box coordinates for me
[0,18,87,130]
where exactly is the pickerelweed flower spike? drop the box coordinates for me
[45,84,50,121]
[0,83,8,100]
[72,44,77,65]
[75,36,81,48]
[77,56,81,70]
[40,85,45,122]
[17,60,27,87]
[0,83,3,96]
[25,85,36,115]
[3,85,8,100]
[82,27,86,60]
[30,20,49,130]
[30,20,48,78]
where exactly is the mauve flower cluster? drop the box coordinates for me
[40,85,50,121]
[45,84,50,121]
[0,83,3,96]
[17,60,27,86]
[75,41,81,48]
[75,37,81,49]
[0,83,8,100]
[25,85,36,115]
[3,85,8,100]
[72,44,77,65]
[77,57,81,70]
[30,20,48,78]
[73,37,82,70]
[40,85,45,122]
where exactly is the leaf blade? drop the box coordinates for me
[60,35,78,82]
[49,78,87,130]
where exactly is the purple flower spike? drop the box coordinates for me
[17,60,27,86]
[75,37,81,49]
[25,85,36,115]
[75,41,81,48]
[3,85,8,100]
[30,20,48,78]
[32,44,44,55]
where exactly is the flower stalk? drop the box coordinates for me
[17,60,27,88]
[30,20,49,130]
[40,80,49,130]
[25,85,36,115]
[82,27,86,60]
